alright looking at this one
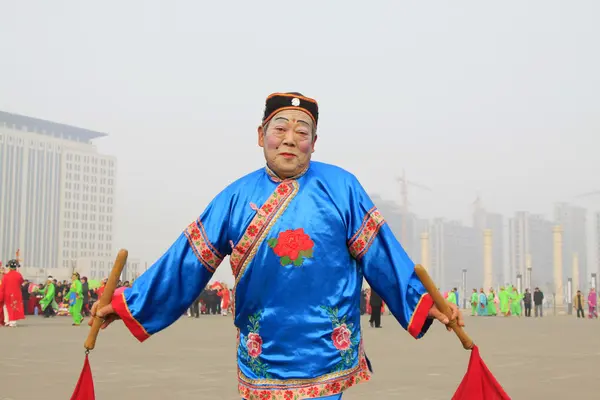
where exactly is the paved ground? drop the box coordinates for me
[1,313,598,399]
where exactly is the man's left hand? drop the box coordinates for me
[427,301,465,331]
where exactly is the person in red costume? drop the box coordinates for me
[1,259,25,327]
[96,278,108,298]
[218,284,231,316]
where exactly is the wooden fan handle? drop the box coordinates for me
[84,249,128,351]
[414,264,474,350]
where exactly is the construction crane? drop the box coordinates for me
[472,194,486,228]
[472,194,483,211]
[396,169,432,244]
[575,191,600,199]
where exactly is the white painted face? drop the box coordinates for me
[257,109,317,179]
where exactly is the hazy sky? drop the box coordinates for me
[2,1,599,283]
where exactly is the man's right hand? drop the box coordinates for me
[88,301,121,329]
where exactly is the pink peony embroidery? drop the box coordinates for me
[247,332,263,358]
[331,324,352,351]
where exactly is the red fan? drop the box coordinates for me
[210,281,223,290]
[70,250,128,400]
[415,265,511,400]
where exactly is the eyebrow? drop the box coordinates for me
[272,116,312,130]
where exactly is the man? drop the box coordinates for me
[360,288,367,315]
[574,290,585,318]
[21,279,30,315]
[369,289,383,328]
[1,260,25,327]
[207,286,219,314]
[523,289,532,317]
[91,92,463,399]
[189,294,201,318]
[533,287,544,317]
[81,276,90,317]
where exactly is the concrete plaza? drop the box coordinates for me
[1,313,598,399]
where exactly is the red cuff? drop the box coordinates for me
[111,287,151,342]
[408,293,434,339]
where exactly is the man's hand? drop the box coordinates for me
[88,301,120,329]
[427,301,465,331]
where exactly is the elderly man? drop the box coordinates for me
[92,92,463,399]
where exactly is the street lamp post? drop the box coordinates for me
[567,277,573,315]
[461,269,467,310]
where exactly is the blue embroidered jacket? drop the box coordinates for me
[111,161,434,400]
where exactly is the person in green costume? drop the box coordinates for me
[66,272,84,326]
[499,286,510,316]
[510,287,523,317]
[487,288,497,316]
[470,289,478,316]
[447,288,457,306]
[38,276,58,318]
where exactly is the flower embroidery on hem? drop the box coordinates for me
[321,306,360,372]
[237,366,371,400]
[332,325,351,351]
[240,311,270,379]
[267,228,314,267]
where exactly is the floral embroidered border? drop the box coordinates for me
[348,206,385,259]
[230,181,298,278]
[230,180,299,320]
[184,219,223,273]
[265,165,309,183]
[237,347,371,400]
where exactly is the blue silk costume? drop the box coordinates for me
[111,161,434,400]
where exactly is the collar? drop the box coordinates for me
[265,163,310,183]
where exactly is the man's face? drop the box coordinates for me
[258,109,317,179]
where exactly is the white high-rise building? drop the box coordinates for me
[473,200,505,285]
[554,203,588,289]
[0,111,116,277]
[508,212,553,292]
[430,218,482,291]
[370,194,429,262]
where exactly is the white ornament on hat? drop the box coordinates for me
[291,97,301,106]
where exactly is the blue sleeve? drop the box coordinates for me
[111,192,231,342]
[345,176,434,339]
